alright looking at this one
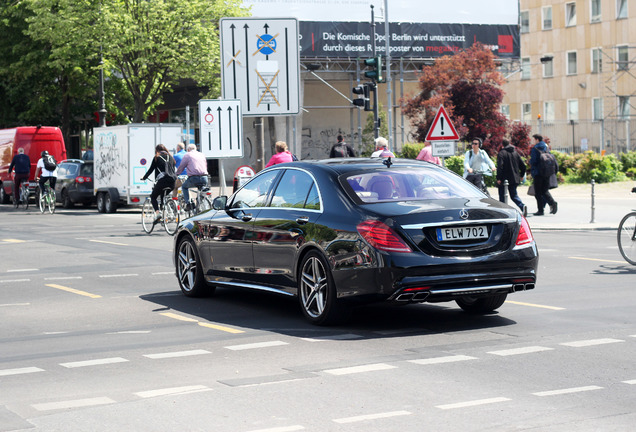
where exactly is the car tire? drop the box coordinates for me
[96,192,105,213]
[62,189,74,209]
[298,250,349,326]
[0,185,9,204]
[456,293,507,314]
[104,191,117,213]
[176,236,214,297]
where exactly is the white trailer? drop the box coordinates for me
[93,124,182,213]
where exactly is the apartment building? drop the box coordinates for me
[502,0,634,153]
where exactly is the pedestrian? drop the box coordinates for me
[371,137,388,157]
[176,144,209,207]
[496,139,527,216]
[329,134,355,158]
[34,150,58,196]
[529,134,558,216]
[463,138,495,194]
[265,141,294,167]
[8,147,31,205]
[416,141,442,165]
[141,144,177,222]
[173,142,186,171]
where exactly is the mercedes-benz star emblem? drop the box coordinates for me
[459,209,469,220]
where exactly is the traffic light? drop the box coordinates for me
[352,84,371,111]
[364,55,384,83]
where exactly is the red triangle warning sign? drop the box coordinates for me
[425,105,459,141]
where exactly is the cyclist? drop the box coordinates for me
[141,144,177,222]
[463,138,495,193]
[175,143,209,210]
[8,147,31,205]
[34,150,57,197]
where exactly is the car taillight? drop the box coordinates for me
[75,176,92,183]
[515,216,534,246]
[357,220,412,253]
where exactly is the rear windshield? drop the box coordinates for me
[343,167,482,203]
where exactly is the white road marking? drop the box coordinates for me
[333,410,411,423]
[7,268,38,272]
[324,363,396,376]
[108,330,151,334]
[0,302,30,307]
[488,346,554,356]
[144,349,211,359]
[301,333,362,342]
[533,385,603,397]
[246,426,304,432]
[0,279,30,283]
[436,397,511,410]
[622,379,636,385]
[32,397,115,411]
[44,276,82,281]
[60,357,129,368]
[225,341,289,351]
[89,239,128,246]
[505,300,565,310]
[560,338,624,347]
[0,367,44,377]
[409,355,477,365]
[134,385,211,398]
[98,273,139,278]
[152,271,174,275]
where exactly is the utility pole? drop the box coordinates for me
[383,0,392,151]
[370,5,379,138]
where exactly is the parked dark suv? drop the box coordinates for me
[54,159,95,208]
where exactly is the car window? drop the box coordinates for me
[230,170,279,209]
[305,184,320,210]
[80,164,93,177]
[269,170,316,209]
[345,167,481,203]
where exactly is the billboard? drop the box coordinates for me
[243,0,520,59]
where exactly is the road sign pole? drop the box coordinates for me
[370,6,379,139]
[255,117,265,172]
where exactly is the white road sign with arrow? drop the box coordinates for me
[198,99,243,158]
[220,17,300,117]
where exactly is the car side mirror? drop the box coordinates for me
[212,196,227,210]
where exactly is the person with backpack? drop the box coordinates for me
[329,134,355,158]
[141,144,177,222]
[496,139,527,216]
[463,138,495,194]
[529,134,558,216]
[34,150,58,196]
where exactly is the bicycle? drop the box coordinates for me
[38,183,56,214]
[617,187,636,265]
[141,186,180,235]
[13,180,30,210]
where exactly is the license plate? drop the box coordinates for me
[436,225,488,241]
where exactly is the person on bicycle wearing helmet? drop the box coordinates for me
[141,144,177,221]
[34,150,58,195]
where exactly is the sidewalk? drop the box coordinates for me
[492,180,636,231]
[205,180,636,232]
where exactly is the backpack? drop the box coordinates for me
[43,154,57,171]
[333,144,348,158]
[539,150,557,177]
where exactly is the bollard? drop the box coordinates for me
[503,180,509,204]
[590,179,595,223]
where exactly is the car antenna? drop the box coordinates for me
[382,157,393,168]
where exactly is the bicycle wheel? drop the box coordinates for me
[196,196,212,214]
[163,198,180,235]
[47,192,56,214]
[38,189,46,213]
[23,187,29,210]
[617,212,636,265]
[141,199,156,234]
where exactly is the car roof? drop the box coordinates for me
[270,158,446,175]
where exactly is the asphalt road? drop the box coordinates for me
[1,204,636,431]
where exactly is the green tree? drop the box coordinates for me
[360,106,388,156]
[24,0,249,123]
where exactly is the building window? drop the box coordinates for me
[567,51,578,75]
[543,101,555,122]
[521,57,531,80]
[522,103,532,122]
[590,0,601,22]
[617,45,629,71]
[617,0,627,19]
[568,99,579,121]
[520,10,529,33]
[592,98,603,120]
[591,48,602,74]
[566,2,577,26]
[542,6,553,29]
[619,96,631,119]
[542,56,554,77]
[501,104,510,119]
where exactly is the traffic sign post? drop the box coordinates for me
[425,105,460,142]
[198,99,243,158]
[220,18,300,117]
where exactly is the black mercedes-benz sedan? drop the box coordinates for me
[173,158,538,325]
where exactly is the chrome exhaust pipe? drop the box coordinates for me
[525,283,535,290]
[396,293,414,302]
[412,292,430,302]
[513,284,526,292]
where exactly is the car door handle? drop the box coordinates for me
[296,216,309,224]
[241,214,253,222]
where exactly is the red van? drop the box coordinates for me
[0,126,67,203]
